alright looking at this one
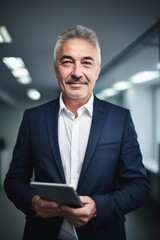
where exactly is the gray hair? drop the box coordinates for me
[54,25,101,64]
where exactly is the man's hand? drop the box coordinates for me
[31,195,61,218]
[60,196,97,227]
[31,195,96,227]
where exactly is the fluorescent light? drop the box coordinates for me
[97,88,117,99]
[130,71,159,84]
[0,26,12,43]
[3,57,32,85]
[157,63,160,70]
[27,89,41,100]
[0,35,3,42]
[113,81,131,91]
[12,67,29,78]
[17,76,32,84]
[2,57,25,70]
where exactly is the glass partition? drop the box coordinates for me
[96,21,160,174]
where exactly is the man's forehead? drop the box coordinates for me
[60,39,96,51]
[58,39,98,59]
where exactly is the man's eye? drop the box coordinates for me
[83,61,93,67]
[61,60,73,65]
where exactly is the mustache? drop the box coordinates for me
[66,78,88,85]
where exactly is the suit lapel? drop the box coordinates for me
[78,97,108,187]
[46,99,66,183]
[45,97,108,186]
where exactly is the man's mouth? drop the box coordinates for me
[66,79,88,85]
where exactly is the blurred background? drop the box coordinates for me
[0,0,160,239]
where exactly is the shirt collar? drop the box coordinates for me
[59,93,94,117]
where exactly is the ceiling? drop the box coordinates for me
[0,0,160,107]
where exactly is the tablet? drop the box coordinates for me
[30,181,83,208]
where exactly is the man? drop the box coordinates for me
[4,25,149,240]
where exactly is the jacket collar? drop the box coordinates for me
[78,96,109,188]
[46,98,66,182]
[46,96,109,186]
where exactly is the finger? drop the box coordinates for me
[37,198,59,208]
[79,196,90,203]
[36,204,61,218]
[60,205,78,214]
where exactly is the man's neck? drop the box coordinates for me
[62,94,92,117]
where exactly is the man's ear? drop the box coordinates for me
[54,63,57,71]
[96,64,101,80]
[54,63,58,75]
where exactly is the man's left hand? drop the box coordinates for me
[60,196,96,227]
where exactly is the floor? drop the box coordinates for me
[0,186,160,240]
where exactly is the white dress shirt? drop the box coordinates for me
[57,93,93,240]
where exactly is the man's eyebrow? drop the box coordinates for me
[83,56,94,61]
[59,55,94,62]
[60,55,73,61]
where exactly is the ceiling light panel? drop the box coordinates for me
[97,88,117,99]
[27,89,41,100]
[2,57,32,85]
[17,76,32,84]
[0,26,12,43]
[157,63,160,70]
[113,81,131,91]
[12,68,29,78]
[130,71,159,84]
[2,57,25,70]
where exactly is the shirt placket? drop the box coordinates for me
[70,117,79,189]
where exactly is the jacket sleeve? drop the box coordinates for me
[92,110,150,226]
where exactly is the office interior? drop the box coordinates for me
[0,1,160,239]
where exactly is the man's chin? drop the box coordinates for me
[66,92,88,100]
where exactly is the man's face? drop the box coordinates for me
[54,39,101,101]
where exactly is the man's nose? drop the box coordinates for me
[71,62,83,80]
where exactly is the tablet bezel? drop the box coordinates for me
[30,181,83,208]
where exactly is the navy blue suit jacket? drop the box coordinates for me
[4,96,149,240]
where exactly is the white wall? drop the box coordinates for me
[0,101,43,185]
[154,85,160,167]
[123,84,159,173]
[0,103,24,185]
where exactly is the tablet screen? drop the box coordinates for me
[30,182,83,208]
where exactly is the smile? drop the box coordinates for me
[66,80,88,85]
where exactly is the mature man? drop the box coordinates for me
[4,25,149,240]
